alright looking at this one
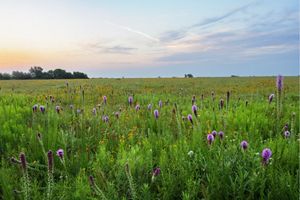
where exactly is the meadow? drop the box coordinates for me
[0,76,299,200]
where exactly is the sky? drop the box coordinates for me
[0,0,298,77]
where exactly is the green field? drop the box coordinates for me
[0,77,299,199]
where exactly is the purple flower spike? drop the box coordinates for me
[92,108,97,115]
[218,131,224,139]
[55,106,60,114]
[192,95,196,105]
[240,140,248,150]
[207,134,214,145]
[268,94,275,104]
[211,130,217,137]
[47,150,53,172]
[102,115,109,123]
[187,114,193,124]
[262,148,272,164]
[276,75,283,91]
[115,111,120,119]
[284,131,291,138]
[32,104,38,112]
[103,96,107,104]
[283,123,288,131]
[128,96,133,106]
[89,175,95,187]
[159,100,162,108]
[135,104,140,111]
[220,99,224,109]
[153,167,161,176]
[56,149,64,159]
[147,104,152,110]
[39,105,45,113]
[192,105,197,116]
[19,152,27,172]
[154,109,159,119]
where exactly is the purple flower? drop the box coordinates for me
[284,130,291,138]
[153,167,161,176]
[32,104,38,112]
[192,95,196,104]
[47,150,53,172]
[92,108,97,115]
[159,100,162,108]
[276,75,283,91]
[103,96,107,104]
[56,149,64,159]
[135,104,140,111]
[19,152,27,172]
[268,94,275,104]
[154,109,159,119]
[283,123,288,131]
[240,140,248,150]
[102,115,109,123]
[218,131,224,139]
[207,134,214,145]
[192,105,197,116]
[211,130,217,137]
[88,175,95,187]
[39,105,45,113]
[262,148,272,164]
[55,106,60,114]
[115,112,120,119]
[220,99,224,109]
[147,104,152,110]
[187,114,193,124]
[128,96,133,106]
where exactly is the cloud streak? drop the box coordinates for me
[104,20,160,43]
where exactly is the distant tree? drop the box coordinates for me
[73,71,88,79]
[29,66,44,79]
[12,71,32,79]
[0,73,11,80]
[185,74,193,78]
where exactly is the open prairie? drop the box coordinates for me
[0,76,299,199]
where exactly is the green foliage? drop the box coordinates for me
[0,77,298,199]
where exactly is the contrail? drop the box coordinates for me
[104,20,160,43]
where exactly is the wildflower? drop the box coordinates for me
[92,107,97,115]
[55,106,60,113]
[154,109,159,119]
[207,134,214,145]
[56,149,64,159]
[240,140,248,150]
[37,132,42,141]
[77,109,81,114]
[192,95,196,105]
[284,131,291,138]
[188,150,194,157]
[40,105,45,113]
[32,104,38,112]
[147,104,152,110]
[220,99,224,109]
[218,131,224,139]
[262,148,272,165]
[192,105,197,116]
[19,152,27,172]
[47,150,53,172]
[153,167,161,176]
[276,75,283,92]
[115,112,120,119]
[283,123,288,131]
[135,104,140,111]
[128,96,133,106]
[187,114,193,124]
[102,115,109,123]
[88,175,95,187]
[103,96,107,104]
[211,130,217,137]
[211,91,215,101]
[269,94,275,104]
[226,91,230,104]
[159,100,162,108]
[70,104,74,109]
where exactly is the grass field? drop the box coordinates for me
[0,77,299,199]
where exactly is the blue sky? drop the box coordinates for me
[0,0,298,77]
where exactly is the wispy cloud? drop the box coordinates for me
[104,20,160,43]
[85,42,137,54]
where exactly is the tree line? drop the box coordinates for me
[0,67,89,80]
